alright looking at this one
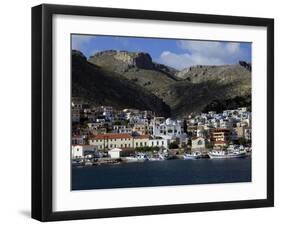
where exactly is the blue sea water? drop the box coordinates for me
[72,157,251,190]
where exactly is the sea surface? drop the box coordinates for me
[72,157,251,190]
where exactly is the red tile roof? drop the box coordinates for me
[134,135,151,139]
[214,140,227,144]
[93,133,132,140]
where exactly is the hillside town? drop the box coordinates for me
[71,99,252,166]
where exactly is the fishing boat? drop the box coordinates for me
[208,148,247,159]
[183,151,202,160]
[123,153,149,162]
[148,153,167,161]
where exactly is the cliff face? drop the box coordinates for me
[89,50,176,75]
[113,51,154,69]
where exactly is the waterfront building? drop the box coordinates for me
[72,145,98,159]
[191,137,206,151]
[211,128,230,147]
[89,133,133,150]
[108,148,123,158]
[132,135,150,148]
[148,137,168,149]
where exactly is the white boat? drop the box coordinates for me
[208,149,247,159]
[183,151,202,160]
[124,153,149,162]
[123,156,139,162]
[148,153,167,161]
[84,160,93,166]
[136,153,149,161]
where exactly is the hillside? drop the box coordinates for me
[72,49,251,117]
[72,50,171,117]
[88,50,179,95]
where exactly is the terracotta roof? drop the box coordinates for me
[93,133,132,140]
[134,135,151,139]
[214,140,227,144]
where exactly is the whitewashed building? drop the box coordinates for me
[89,134,133,150]
[71,145,98,159]
[108,148,122,158]
[152,118,183,139]
[191,137,206,150]
[148,138,168,149]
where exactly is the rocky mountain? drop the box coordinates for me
[89,50,178,77]
[72,49,251,117]
[72,50,171,117]
[175,64,251,82]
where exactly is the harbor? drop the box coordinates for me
[72,144,251,167]
[72,157,251,190]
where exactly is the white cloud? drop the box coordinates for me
[159,40,247,70]
[72,35,95,50]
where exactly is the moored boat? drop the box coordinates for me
[208,149,247,159]
[123,153,149,162]
[183,151,202,160]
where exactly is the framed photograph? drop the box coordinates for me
[32,4,274,221]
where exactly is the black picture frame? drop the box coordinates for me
[32,4,274,222]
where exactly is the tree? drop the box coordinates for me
[169,142,179,149]
[205,143,213,149]
[238,137,247,146]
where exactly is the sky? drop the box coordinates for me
[72,34,252,70]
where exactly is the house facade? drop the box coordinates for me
[71,145,98,159]
[211,128,230,147]
[191,137,206,150]
[89,134,133,150]
[152,118,184,140]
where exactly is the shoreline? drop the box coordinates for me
[72,153,251,168]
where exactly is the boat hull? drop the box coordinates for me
[208,152,247,159]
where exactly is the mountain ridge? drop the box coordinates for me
[72,49,251,117]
